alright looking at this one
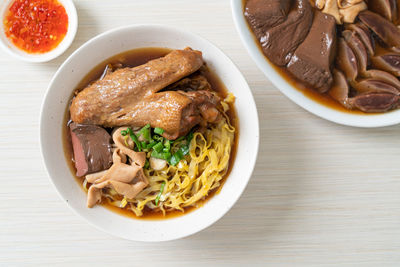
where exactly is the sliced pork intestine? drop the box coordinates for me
[85,127,148,208]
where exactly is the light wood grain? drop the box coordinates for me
[1,0,400,266]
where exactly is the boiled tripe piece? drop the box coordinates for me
[86,127,148,208]
[70,48,221,140]
[314,0,367,24]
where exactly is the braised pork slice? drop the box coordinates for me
[244,0,292,37]
[287,11,336,93]
[260,0,313,66]
[70,48,221,140]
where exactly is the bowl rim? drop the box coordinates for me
[40,24,259,241]
[0,0,78,63]
[231,0,400,128]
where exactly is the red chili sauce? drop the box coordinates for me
[3,0,68,54]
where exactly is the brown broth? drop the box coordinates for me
[241,0,397,115]
[63,47,238,220]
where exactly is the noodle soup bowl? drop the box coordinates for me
[40,25,259,242]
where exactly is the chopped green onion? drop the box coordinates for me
[140,141,147,148]
[162,147,169,153]
[155,181,166,206]
[164,140,171,151]
[169,153,182,166]
[151,150,163,159]
[139,124,151,141]
[121,130,128,136]
[186,130,194,143]
[147,141,157,149]
[153,135,163,142]
[163,151,172,161]
[180,144,190,156]
[153,142,164,153]
[144,159,149,169]
[154,127,165,135]
[151,150,171,161]
[142,130,151,141]
[175,149,184,159]
[127,128,141,151]
[168,143,189,166]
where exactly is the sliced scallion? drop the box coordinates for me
[180,144,190,156]
[140,141,147,148]
[127,128,141,151]
[140,124,151,141]
[151,150,171,161]
[163,151,172,161]
[186,130,194,143]
[147,141,157,149]
[151,150,163,159]
[153,142,164,153]
[164,140,171,151]
[169,153,181,166]
[153,135,163,142]
[155,181,166,206]
[154,127,165,135]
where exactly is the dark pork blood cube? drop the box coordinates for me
[69,123,113,177]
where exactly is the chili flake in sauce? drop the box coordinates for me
[3,0,68,54]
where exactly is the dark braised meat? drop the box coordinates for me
[350,93,399,112]
[330,10,400,112]
[358,10,400,48]
[70,48,221,140]
[336,37,359,82]
[345,23,375,56]
[342,30,369,75]
[287,11,336,93]
[372,54,400,76]
[69,123,113,177]
[260,0,313,66]
[328,69,351,108]
[244,0,292,36]
[367,0,398,22]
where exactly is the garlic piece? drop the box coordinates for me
[149,157,167,171]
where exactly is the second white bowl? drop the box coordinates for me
[231,0,400,127]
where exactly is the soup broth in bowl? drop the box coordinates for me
[63,47,239,220]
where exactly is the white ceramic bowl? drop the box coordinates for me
[231,0,400,127]
[40,25,259,242]
[0,0,78,62]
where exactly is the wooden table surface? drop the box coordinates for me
[1,0,400,266]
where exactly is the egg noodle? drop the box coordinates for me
[82,94,236,216]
